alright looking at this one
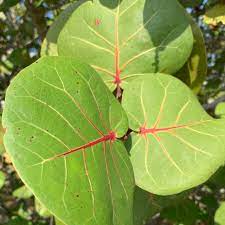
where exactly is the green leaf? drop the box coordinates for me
[215,202,225,225]
[215,102,225,118]
[13,185,33,199]
[3,56,134,225]
[0,171,5,189]
[175,14,207,93]
[204,4,225,25]
[57,0,193,91]
[122,74,225,195]
[41,1,86,56]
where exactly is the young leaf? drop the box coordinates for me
[57,0,193,91]
[122,74,225,195]
[3,56,134,225]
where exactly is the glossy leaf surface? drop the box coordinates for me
[58,0,193,90]
[3,56,134,225]
[123,74,225,195]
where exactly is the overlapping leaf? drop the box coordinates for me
[57,0,193,91]
[122,74,225,195]
[2,56,134,225]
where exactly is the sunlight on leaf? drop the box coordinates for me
[122,74,225,195]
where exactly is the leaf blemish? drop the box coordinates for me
[95,18,101,26]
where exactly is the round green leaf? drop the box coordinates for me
[41,1,86,56]
[0,171,5,189]
[57,0,193,91]
[122,74,225,195]
[3,56,134,225]
[175,14,207,93]
[215,202,225,225]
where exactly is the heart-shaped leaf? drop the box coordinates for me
[57,0,193,91]
[3,56,134,225]
[122,74,225,195]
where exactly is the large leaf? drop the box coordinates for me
[41,1,87,56]
[175,14,207,93]
[57,0,193,91]
[122,74,225,195]
[3,56,134,225]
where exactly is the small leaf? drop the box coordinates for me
[204,4,225,25]
[58,0,193,91]
[13,185,33,199]
[215,102,225,118]
[3,56,134,225]
[122,74,225,195]
[175,14,207,93]
[0,171,5,189]
[215,202,225,225]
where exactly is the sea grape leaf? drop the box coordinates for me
[57,0,193,91]
[175,14,207,93]
[2,56,134,225]
[0,171,5,189]
[215,202,225,225]
[41,1,87,56]
[122,74,225,195]
[215,102,225,118]
[204,3,225,25]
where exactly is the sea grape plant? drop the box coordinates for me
[2,0,225,225]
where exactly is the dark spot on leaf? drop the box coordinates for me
[76,194,79,198]
[76,81,79,85]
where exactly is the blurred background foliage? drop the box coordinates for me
[0,0,224,224]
